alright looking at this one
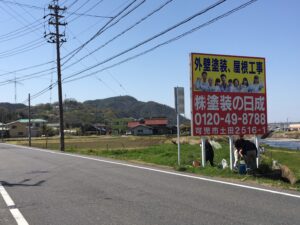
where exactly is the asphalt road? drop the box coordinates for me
[0,143,299,225]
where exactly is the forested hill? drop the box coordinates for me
[0,96,189,126]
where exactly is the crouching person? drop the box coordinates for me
[234,138,257,171]
[205,139,214,166]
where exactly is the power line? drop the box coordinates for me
[23,0,258,103]
[0,0,44,10]
[0,0,111,19]
[66,0,112,22]
[64,0,258,84]
[0,61,55,78]
[0,37,43,54]
[63,0,174,71]
[0,70,53,86]
[65,0,92,19]
[66,27,125,95]
[71,0,138,38]
[11,0,41,21]
[60,0,143,64]
[65,29,120,93]
[65,0,79,10]
[0,19,43,41]
[3,1,43,34]
[23,0,220,100]
[0,39,46,59]
[95,76,118,95]
[63,0,226,78]
[106,70,128,95]
[62,0,145,65]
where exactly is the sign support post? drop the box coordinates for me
[201,137,206,167]
[229,136,234,170]
[254,135,260,168]
[174,87,185,166]
[177,112,180,166]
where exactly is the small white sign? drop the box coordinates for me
[174,87,184,114]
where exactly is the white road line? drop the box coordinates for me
[0,184,29,225]
[10,209,29,225]
[2,143,300,199]
[0,185,15,207]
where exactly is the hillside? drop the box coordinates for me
[0,96,189,127]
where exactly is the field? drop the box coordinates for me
[8,135,168,150]
[7,135,300,191]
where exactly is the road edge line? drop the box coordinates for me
[0,184,29,225]
[2,143,300,199]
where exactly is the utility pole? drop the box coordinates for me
[28,93,31,147]
[13,73,23,104]
[45,0,67,151]
[14,74,17,104]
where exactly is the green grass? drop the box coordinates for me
[6,136,300,191]
[263,147,300,180]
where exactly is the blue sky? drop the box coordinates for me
[0,0,299,123]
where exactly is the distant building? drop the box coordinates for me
[93,123,107,135]
[47,123,60,135]
[0,123,9,138]
[6,119,47,138]
[81,123,107,135]
[289,123,300,131]
[128,118,170,135]
[130,124,153,136]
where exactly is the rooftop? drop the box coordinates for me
[18,119,47,123]
[128,118,168,128]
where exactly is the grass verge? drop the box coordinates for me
[6,136,300,191]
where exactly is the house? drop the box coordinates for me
[289,123,300,131]
[128,118,170,135]
[6,119,47,138]
[93,123,107,135]
[130,124,153,135]
[0,123,9,138]
[81,123,107,135]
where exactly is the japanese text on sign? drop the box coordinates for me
[191,53,267,136]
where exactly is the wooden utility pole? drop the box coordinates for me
[45,0,67,151]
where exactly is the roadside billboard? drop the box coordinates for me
[191,53,267,136]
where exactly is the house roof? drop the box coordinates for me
[130,124,153,130]
[128,118,168,128]
[47,123,60,127]
[18,119,47,123]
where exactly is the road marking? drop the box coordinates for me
[0,185,15,207]
[2,143,300,199]
[10,209,29,225]
[0,184,29,225]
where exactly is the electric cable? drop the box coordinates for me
[22,0,258,103]
[64,0,258,84]
[63,0,226,78]
[61,0,142,66]
[63,0,174,71]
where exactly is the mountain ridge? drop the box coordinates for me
[0,95,189,126]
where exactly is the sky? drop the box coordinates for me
[0,0,299,123]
